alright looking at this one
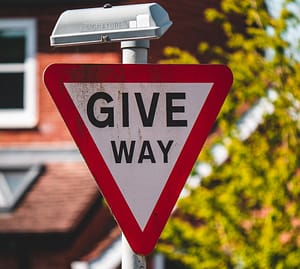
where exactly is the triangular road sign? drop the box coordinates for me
[44,64,233,255]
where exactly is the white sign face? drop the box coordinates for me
[64,82,213,230]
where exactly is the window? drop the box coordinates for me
[0,19,37,128]
[0,164,43,212]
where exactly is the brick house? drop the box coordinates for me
[0,1,225,268]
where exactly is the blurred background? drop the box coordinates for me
[0,0,300,268]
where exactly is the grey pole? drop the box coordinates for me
[120,39,149,269]
[121,234,147,269]
[121,40,150,64]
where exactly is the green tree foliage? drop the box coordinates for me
[157,1,300,268]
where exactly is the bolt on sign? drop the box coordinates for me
[44,64,233,255]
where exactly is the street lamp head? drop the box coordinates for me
[50,2,172,47]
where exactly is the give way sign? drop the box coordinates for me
[44,64,233,255]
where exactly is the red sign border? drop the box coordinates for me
[44,64,233,255]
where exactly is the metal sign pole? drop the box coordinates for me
[121,40,150,64]
[120,39,149,269]
[122,234,147,269]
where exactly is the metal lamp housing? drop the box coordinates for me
[50,2,172,47]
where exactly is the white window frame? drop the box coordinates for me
[0,19,37,128]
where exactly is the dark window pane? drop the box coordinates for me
[0,73,24,109]
[0,30,25,63]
